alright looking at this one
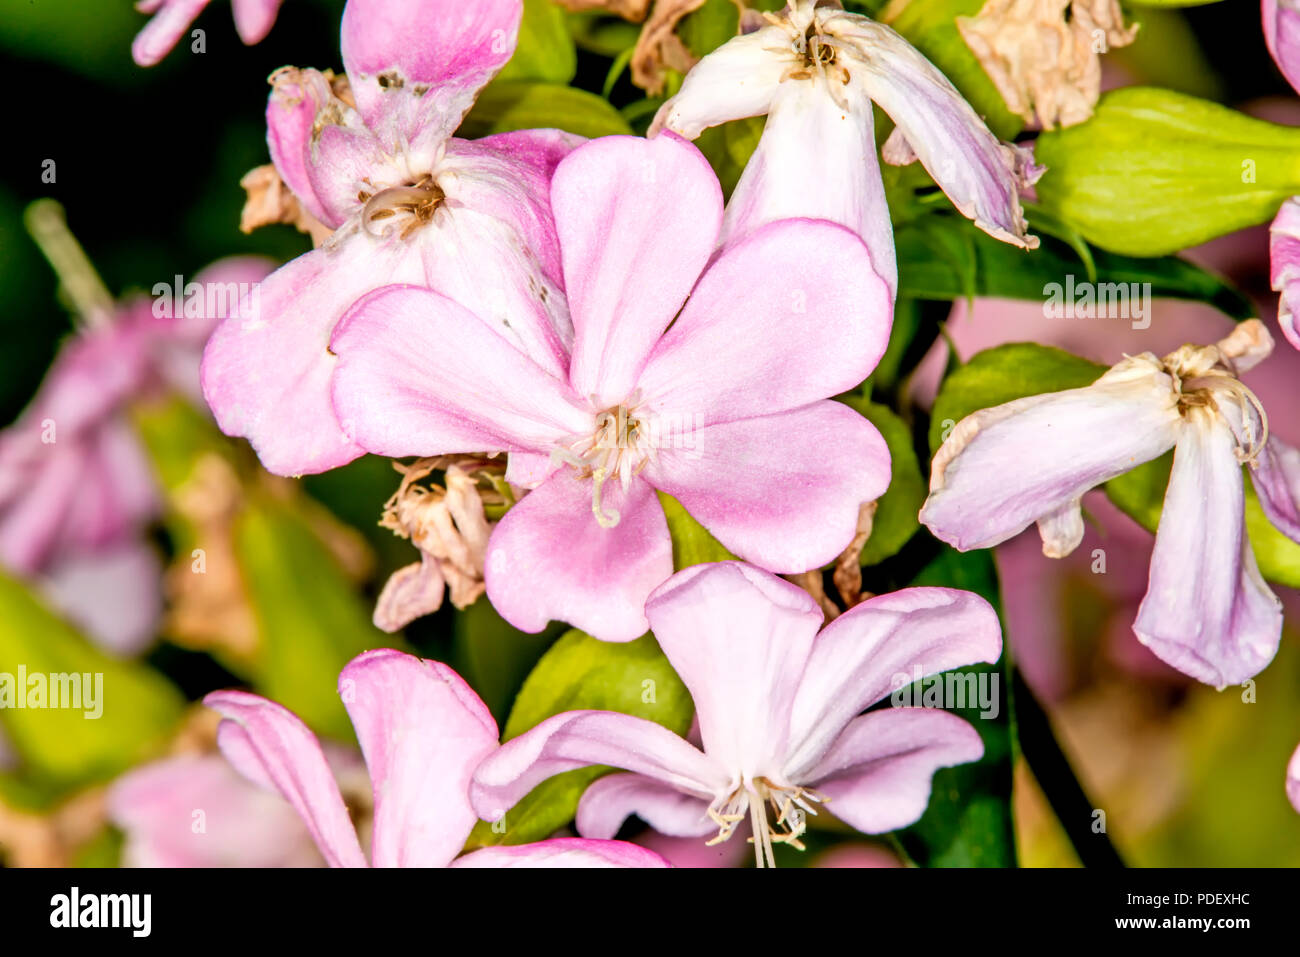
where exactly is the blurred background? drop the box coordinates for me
[1,0,1298,867]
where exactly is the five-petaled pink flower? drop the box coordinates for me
[133,0,285,67]
[920,320,1300,688]
[469,561,1001,868]
[203,0,581,476]
[329,132,894,642]
[204,649,669,868]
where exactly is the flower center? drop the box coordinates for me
[358,175,446,240]
[765,9,852,102]
[706,778,827,869]
[1163,346,1269,465]
[550,402,654,529]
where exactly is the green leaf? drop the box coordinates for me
[895,546,1016,866]
[451,599,555,726]
[0,573,183,803]
[883,0,1023,141]
[930,343,1300,588]
[841,397,926,565]
[1035,87,1300,256]
[895,213,1253,319]
[464,630,694,847]
[233,500,396,741]
[678,0,741,58]
[461,81,633,139]
[496,0,577,84]
[659,491,736,568]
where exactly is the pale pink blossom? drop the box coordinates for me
[329,133,893,641]
[202,0,583,477]
[470,561,1001,868]
[921,320,1300,688]
[650,0,1040,297]
[204,649,669,867]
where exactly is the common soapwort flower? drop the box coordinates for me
[202,0,582,476]
[1257,0,1300,350]
[470,561,1001,868]
[329,133,893,642]
[132,0,285,66]
[204,649,669,868]
[649,0,1041,297]
[920,320,1300,688]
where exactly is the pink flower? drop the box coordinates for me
[132,0,285,67]
[470,561,1001,868]
[1,242,271,652]
[108,753,332,867]
[650,0,1041,297]
[202,0,583,477]
[1258,2,1300,349]
[920,320,1300,688]
[204,649,669,867]
[329,133,894,641]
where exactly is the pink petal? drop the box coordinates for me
[645,402,890,573]
[340,0,521,156]
[451,837,670,868]
[108,754,321,867]
[921,363,1183,552]
[132,0,210,67]
[785,587,1002,777]
[643,562,822,777]
[799,708,985,833]
[716,79,899,296]
[469,710,725,825]
[1264,0,1300,98]
[637,218,891,424]
[265,69,344,227]
[330,285,588,459]
[576,772,715,839]
[1269,197,1300,351]
[205,691,368,868]
[649,24,789,138]
[39,541,162,656]
[483,472,673,642]
[231,0,283,44]
[201,238,424,476]
[553,134,723,407]
[1134,415,1283,687]
[831,14,1039,249]
[1252,436,1300,543]
[1288,741,1300,813]
[339,650,499,868]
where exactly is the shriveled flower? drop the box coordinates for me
[202,0,583,476]
[238,164,333,246]
[373,455,511,632]
[921,320,1300,688]
[957,0,1137,130]
[205,649,669,867]
[132,0,284,67]
[650,0,1041,297]
[470,561,1001,868]
[330,133,893,641]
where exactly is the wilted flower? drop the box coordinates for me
[372,455,510,632]
[204,649,669,867]
[132,0,285,67]
[957,0,1137,130]
[650,0,1041,296]
[470,561,1001,868]
[330,133,893,641]
[202,0,583,476]
[920,320,1300,687]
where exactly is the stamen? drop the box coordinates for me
[24,199,114,329]
[705,778,827,869]
[360,176,446,239]
[551,400,655,529]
